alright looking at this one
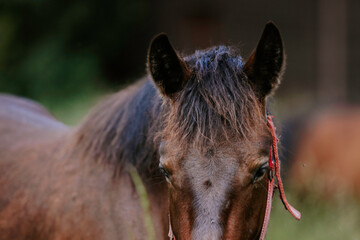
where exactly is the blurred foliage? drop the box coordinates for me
[0,0,152,106]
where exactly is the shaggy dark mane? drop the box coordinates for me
[74,46,264,175]
[74,79,163,175]
[163,46,264,149]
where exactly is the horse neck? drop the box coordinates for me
[73,78,163,178]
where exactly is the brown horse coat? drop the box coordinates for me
[0,92,168,240]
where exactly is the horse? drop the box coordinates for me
[0,22,299,240]
[289,106,360,200]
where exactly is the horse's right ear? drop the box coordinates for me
[147,33,191,99]
[244,22,285,103]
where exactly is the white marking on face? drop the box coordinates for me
[184,148,240,240]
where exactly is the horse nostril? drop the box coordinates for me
[204,180,212,188]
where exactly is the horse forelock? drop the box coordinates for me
[163,46,264,151]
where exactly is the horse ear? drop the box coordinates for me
[244,22,285,102]
[147,33,191,98]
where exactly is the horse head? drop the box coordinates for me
[148,23,288,240]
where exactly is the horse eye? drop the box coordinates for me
[159,164,170,179]
[252,163,269,183]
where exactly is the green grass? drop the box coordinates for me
[267,193,360,240]
[46,92,360,240]
[128,166,157,240]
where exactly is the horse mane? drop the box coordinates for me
[74,46,264,176]
[74,79,163,176]
[163,46,264,150]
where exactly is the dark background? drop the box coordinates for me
[1,0,358,115]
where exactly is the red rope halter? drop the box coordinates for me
[259,115,301,240]
[168,115,301,240]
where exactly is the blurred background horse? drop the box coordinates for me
[288,106,360,199]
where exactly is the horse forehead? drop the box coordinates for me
[184,149,240,182]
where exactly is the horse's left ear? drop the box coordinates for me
[244,22,285,102]
[147,33,191,99]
